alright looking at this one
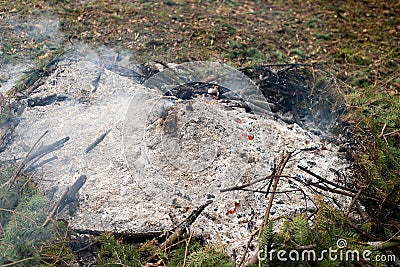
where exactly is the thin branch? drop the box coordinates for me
[244,152,292,267]
[159,200,212,251]
[297,165,358,194]
[42,188,69,227]
[296,176,388,206]
[24,136,69,164]
[214,227,224,249]
[237,229,259,267]
[220,174,273,192]
[361,240,400,250]
[183,226,194,267]
[261,152,292,230]
[0,257,34,267]
[345,218,378,241]
[74,241,100,253]
[0,208,38,225]
[230,187,303,194]
[18,171,36,194]
[385,230,400,243]
[378,123,387,138]
[345,188,363,217]
[3,130,48,189]
[239,63,313,72]
[383,129,400,137]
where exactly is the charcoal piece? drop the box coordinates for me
[57,175,87,214]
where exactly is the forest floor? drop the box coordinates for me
[0,0,399,266]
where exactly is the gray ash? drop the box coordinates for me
[240,64,347,135]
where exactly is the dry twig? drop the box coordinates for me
[297,165,358,194]
[42,188,69,227]
[42,175,87,226]
[0,257,34,267]
[183,226,194,267]
[345,188,363,217]
[3,130,48,189]
[240,152,292,267]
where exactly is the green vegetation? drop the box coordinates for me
[346,86,400,208]
[166,241,234,267]
[0,166,76,266]
[96,233,142,266]
[257,199,388,267]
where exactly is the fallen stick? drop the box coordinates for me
[23,137,69,174]
[360,240,400,250]
[232,188,303,194]
[42,188,69,227]
[25,156,58,173]
[289,174,387,205]
[4,130,48,189]
[159,200,213,251]
[297,165,358,194]
[183,226,194,267]
[25,136,70,164]
[57,175,87,213]
[237,229,260,267]
[220,174,273,193]
[345,188,363,217]
[261,153,292,230]
[0,257,34,267]
[345,217,377,241]
[85,128,112,153]
[0,208,38,225]
[42,175,87,227]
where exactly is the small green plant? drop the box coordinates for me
[167,240,234,267]
[96,233,142,266]
[305,18,318,28]
[183,245,234,267]
[0,190,66,266]
[166,240,202,267]
[0,166,75,266]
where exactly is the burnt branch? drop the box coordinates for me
[159,200,213,252]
